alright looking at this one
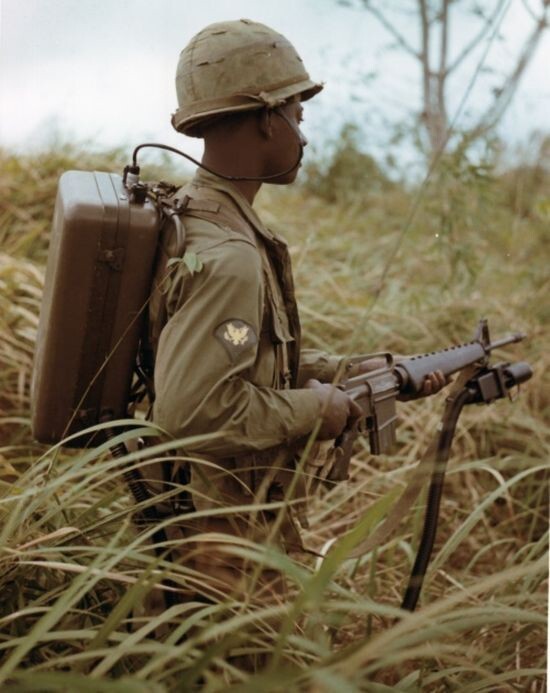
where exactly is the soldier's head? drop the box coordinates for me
[172,19,322,184]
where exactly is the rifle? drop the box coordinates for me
[328,318,531,483]
[325,318,532,611]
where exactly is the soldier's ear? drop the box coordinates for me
[258,108,273,139]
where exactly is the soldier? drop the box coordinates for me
[147,19,445,608]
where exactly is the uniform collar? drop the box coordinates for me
[191,168,282,244]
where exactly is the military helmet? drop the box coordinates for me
[172,19,323,137]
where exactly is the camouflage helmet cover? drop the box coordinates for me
[172,19,323,137]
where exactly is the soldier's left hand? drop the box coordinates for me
[353,358,450,399]
[418,369,448,396]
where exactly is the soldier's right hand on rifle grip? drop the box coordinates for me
[305,379,363,440]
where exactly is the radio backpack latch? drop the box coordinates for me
[99,247,125,271]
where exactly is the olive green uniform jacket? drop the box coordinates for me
[151,170,342,552]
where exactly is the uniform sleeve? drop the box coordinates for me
[153,238,322,456]
[296,349,343,387]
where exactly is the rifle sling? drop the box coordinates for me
[341,366,478,560]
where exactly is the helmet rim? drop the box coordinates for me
[172,77,322,137]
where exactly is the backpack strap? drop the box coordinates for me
[139,183,266,402]
[137,192,191,402]
[174,186,258,246]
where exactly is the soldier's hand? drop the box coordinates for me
[418,369,448,396]
[305,379,362,440]
[396,367,449,400]
[354,358,450,399]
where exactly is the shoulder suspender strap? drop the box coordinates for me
[175,187,258,246]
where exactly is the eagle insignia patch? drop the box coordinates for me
[215,319,258,360]
[224,322,250,345]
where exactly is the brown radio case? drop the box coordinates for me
[31,171,161,446]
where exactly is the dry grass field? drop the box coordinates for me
[0,141,548,691]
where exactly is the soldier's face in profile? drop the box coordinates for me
[263,97,307,185]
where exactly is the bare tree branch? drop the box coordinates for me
[471,4,549,137]
[445,0,506,75]
[522,0,550,21]
[359,0,420,58]
[521,0,539,21]
[418,0,437,151]
[438,0,449,114]
[341,0,548,159]
[418,0,430,101]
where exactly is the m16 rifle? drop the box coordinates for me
[327,318,532,611]
[328,319,531,483]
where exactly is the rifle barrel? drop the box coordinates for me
[488,333,526,350]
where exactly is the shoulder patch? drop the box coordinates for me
[215,319,258,360]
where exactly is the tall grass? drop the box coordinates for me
[0,142,547,691]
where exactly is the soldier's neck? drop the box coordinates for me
[201,153,262,204]
[229,179,262,205]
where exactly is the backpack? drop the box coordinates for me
[31,170,182,447]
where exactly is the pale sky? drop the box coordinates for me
[0,0,548,167]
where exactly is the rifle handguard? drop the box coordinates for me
[395,330,526,396]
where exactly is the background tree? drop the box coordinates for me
[340,0,549,158]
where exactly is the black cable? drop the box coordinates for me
[131,109,303,182]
